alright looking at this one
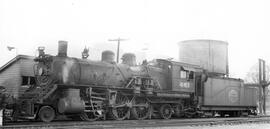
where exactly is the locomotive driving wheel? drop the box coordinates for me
[131,97,151,120]
[159,104,173,119]
[109,93,130,120]
[38,106,55,122]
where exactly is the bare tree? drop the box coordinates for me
[245,62,270,115]
[244,62,270,83]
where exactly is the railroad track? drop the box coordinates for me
[3,116,270,129]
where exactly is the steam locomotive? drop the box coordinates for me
[8,40,257,122]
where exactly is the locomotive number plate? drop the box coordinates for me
[179,82,190,88]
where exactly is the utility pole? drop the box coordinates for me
[108,38,128,63]
[259,59,267,115]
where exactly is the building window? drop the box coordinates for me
[22,76,35,85]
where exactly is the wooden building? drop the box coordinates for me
[0,55,36,98]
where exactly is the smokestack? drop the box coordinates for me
[58,40,68,57]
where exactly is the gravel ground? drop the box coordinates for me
[5,117,270,129]
[115,123,270,129]
[9,122,270,129]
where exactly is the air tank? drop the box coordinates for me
[101,50,115,63]
[58,88,85,113]
[178,39,228,75]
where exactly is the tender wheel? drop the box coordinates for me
[38,106,55,122]
[159,104,172,119]
[184,108,196,118]
[109,93,130,120]
[174,104,184,118]
[131,97,151,120]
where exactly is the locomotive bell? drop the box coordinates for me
[58,40,68,57]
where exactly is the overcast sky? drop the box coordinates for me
[0,0,270,78]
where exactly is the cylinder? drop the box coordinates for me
[121,53,136,66]
[58,89,85,113]
[58,40,68,57]
[101,50,115,63]
[178,39,228,75]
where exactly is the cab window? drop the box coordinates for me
[180,70,187,79]
[180,70,194,80]
[189,71,194,79]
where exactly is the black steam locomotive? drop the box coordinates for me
[7,41,257,122]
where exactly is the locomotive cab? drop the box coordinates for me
[150,59,202,93]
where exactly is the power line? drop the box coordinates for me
[108,37,128,63]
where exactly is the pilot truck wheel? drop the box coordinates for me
[38,106,55,122]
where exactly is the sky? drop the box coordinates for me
[0,0,270,79]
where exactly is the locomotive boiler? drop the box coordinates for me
[10,40,257,123]
[35,41,148,87]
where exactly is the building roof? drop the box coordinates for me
[0,55,35,73]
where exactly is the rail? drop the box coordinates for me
[3,116,270,129]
